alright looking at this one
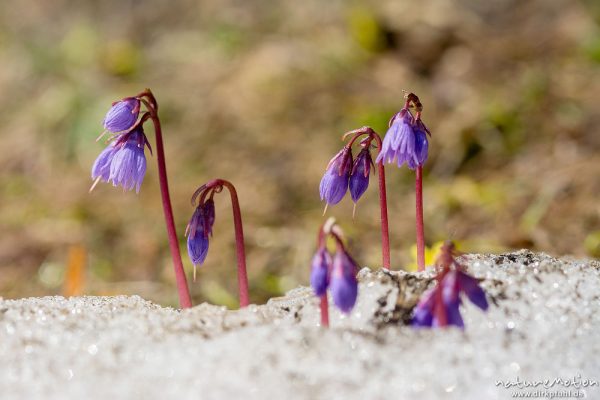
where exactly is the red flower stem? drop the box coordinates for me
[320,295,329,327]
[219,180,250,308]
[415,166,425,272]
[316,221,330,328]
[140,91,192,309]
[343,128,391,270]
[371,133,391,270]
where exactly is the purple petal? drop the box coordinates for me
[319,148,351,205]
[458,271,489,311]
[396,123,416,169]
[91,145,116,182]
[330,250,358,313]
[319,170,349,205]
[108,131,147,193]
[103,98,140,133]
[310,247,331,296]
[349,149,371,203]
[378,109,420,170]
[186,208,209,266]
[412,288,435,327]
[445,300,465,328]
[414,128,429,166]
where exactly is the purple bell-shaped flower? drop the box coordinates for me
[103,97,141,133]
[330,247,359,313]
[319,146,352,206]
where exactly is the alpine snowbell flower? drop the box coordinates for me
[188,179,250,307]
[91,90,193,309]
[319,146,352,208]
[349,147,372,204]
[378,92,431,271]
[310,247,331,297]
[376,109,423,170]
[186,206,210,273]
[90,127,149,193]
[310,218,360,327]
[412,241,488,329]
[108,128,148,193]
[330,248,359,313]
[103,97,141,133]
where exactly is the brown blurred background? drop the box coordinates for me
[0,0,599,307]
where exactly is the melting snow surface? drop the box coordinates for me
[0,251,599,399]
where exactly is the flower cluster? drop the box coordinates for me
[310,220,359,313]
[91,97,152,193]
[319,132,376,211]
[412,242,488,328]
[376,96,430,170]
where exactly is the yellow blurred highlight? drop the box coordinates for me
[63,245,86,297]
[406,241,448,272]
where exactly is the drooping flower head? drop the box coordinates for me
[103,97,141,133]
[108,128,148,193]
[349,146,373,203]
[186,205,210,269]
[310,246,331,297]
[319,146,352,206]
[319,126,386,217]
[90,126,150,193]
[330,246,359,313]
[184,179,250,306]
[376,109,418,169]
[412,241,488,329]
[377,93,430,170]
[310,218,359,316]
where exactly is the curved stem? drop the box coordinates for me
[219,180,250,308]
[143,92,192,309]
[415,166,425,272]
[371,133,391,270]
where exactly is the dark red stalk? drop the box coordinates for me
[139,90,192,308]
[219,180,250,307]
[371,133,391,270]
[319,295,329,327]
[316,220,331,327]
[343,127,391,270]
[407,93,426,272]
[415,166,425,272]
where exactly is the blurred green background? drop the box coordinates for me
[0,0,599,308]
